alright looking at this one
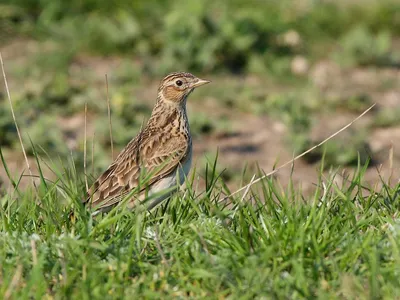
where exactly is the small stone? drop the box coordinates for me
[282,30,302,47]
[291,56,309,75]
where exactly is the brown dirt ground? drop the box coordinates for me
[1,40,400,198]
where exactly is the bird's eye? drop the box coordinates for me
[175,80,183,86]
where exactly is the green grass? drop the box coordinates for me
[1,153,400,299]
[1,1,400,297]
[2,0,399,74]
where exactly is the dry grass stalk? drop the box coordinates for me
[0,53,37,192]
[223,104,376,202]
[105,74,114,160]
[84,102,89,192]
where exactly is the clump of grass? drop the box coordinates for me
[373,107,400,128]
[1,150,400,298]
[333,25,394,67]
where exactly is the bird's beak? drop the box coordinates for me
[191,78,211,88]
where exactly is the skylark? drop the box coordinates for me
[84,72,210,213]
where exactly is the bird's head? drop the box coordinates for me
[158,72,210,105]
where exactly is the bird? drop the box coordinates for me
[84,72,210,213]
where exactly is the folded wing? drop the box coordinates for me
[84,128,189,211]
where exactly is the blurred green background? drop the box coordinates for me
[0,0,399,189]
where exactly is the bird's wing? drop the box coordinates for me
[84,128,189,211]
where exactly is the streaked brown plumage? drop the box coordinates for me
[84,72,210,213]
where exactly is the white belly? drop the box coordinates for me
[146,151,192,209]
